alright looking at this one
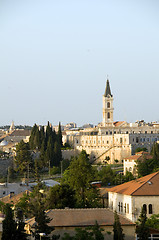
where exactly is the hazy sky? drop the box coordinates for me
[0,0,159,127]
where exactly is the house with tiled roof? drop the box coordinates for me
[108,171,159,222]
[0,190,31,206]
[124,151,153,176]
[25,208,135,240]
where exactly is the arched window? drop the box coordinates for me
[107,102,110,108]
[143,204,147,213]
[149,204,152,214]
[108,112,110,119]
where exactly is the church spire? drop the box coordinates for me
[104,79,112,97]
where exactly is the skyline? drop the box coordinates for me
[0,0,159,127]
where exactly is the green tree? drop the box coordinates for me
[151,142,159,169]
[39,139,47,168]
[29,124,39,149]
[135,147,148,153]
[57,122,63,147]
[46,136,54,167]
[122,171,135,182]
[146,214,159,230]
[98,166,115,186]
[15,208,27,240]
[15,192,31,218]
[136,156,154,177]
[53,141,62,167]
[46,184,76,209]
[2,204,17,240]
[62,150,100,207]
[15,140,32,179]
[136,208,149,240]
[30,187,53,239]
[113,211,124,240]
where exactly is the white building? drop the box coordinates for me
[63,79,159,163]
[108,171,159,223]
[123,151,153,176]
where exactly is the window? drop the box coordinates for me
[149,204,152,214]
[143,204,147,213]
[121,202,123,212]
[124,203,126,213]
[136,137,139,143]
[107,102,110,108]
[118,202,120,212]
[151,131,153,134]
[108,112,110,119]
[127,204,129,213]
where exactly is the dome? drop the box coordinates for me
[0,140,8,146]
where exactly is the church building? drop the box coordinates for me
[63,79,159,163]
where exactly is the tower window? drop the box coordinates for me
[107,102,110,108]
[108,112,110,119]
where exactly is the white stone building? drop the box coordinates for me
[63,79,159,163]
[108,171,159,223]
[123,151,153,176]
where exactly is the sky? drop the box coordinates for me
[0,0,159,127]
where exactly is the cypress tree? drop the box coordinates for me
[31,192,53,239]
[46,136,54,167]
[2,204,17,240]
[136,208,149,240]
[54,141,62,167]
[57,122,63,147]
[34,127,41,150]
[113,211,124,240]
[29,124,38,149]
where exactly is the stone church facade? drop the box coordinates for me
[63,80,159,163]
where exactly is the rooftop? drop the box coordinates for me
[108,171,159,196]
[26,208,135,227]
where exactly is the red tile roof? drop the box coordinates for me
[108,172,159,196]
[0,190,31,205]
[10,130,31,136]
[113,121,126,127]
[124,152,153,161]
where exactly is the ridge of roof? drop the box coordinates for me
[108,171,159,196]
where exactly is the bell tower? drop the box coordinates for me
[103,79,114,127]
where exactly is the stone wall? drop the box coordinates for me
[62,149,80,160]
